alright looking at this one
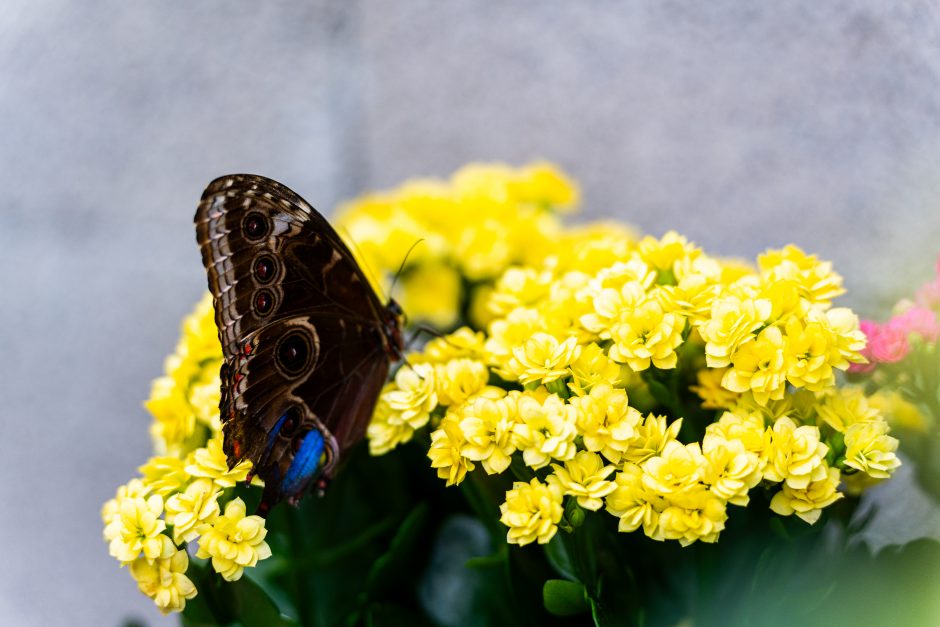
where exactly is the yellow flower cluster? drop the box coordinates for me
[335,162,580,327]
[368,206,899,546]
[108,162,905,613]
[145,292,223,456]
[102,297,269,614]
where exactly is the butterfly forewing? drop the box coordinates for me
[194,174,400,512]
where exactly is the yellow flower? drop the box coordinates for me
[567,342,624,396]
[699,296,772,368]
[145,376,196,457]
[657,492,728,546]
[702,435,761,506]
[189,367,222,433]
[138,456,189,497]
[589,259,656,294]
[606,463,663,536]
[843,421,901,478]
[428,414,475,486]
[841,470,885,496]
[485,307,543,362]
[704,410,768,458]
[488,267,554,317]
[106,495,175,564]
[608,298,685,371]
[542,271,595,341]
[570,384,642,464]
[689,367,740,410]
[456,219,514,280]
[783,314,834,390]
[770,466,843,524]
[637,231,700,274]
[102,479,150,527]
[128,548,197,614]
[816,387,880,433]
[554,222,638,274]
[165,479,222,543]
[579,280,647,337]
[505,333,581,385]
[144,293,225,456]
[457,392,517,474]
[185,436,252,488]
[642,441,708,507]
[758,245,845,307]
[551,451,617,510]
[196,498,272,581]
[499,477,565,546]
[511,161,580,210]
[869,390,929,432]
[415,327,488,364]
[824,307,867,369]
[385,363,438,428]
[763,417,829,489]
[717,257,756,284]
[401,262,461,328]
[722,325,789,405]
[512,392,578,469]
[655,275,721,324]
[435,358,490,406]
[367,389,414,456]
[622,414,682,465]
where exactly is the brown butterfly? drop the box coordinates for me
[195,174,403,515]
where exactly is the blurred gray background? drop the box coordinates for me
[3,1,940,625]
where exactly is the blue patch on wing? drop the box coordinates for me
[257,413,289,469]
[280,430,325,496]
[267,414,288,447]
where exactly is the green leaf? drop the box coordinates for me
[543,534,577,581]
[768,516,790,540]
[180,560,235,627]
[465,548,506,570]
[542,579,589,616]
[180,559,296,626]
[228,575,299,627]
[645,378,673,408]
[418,515,501,627]
[364,503,430,598]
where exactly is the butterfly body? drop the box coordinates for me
[195,175,402,514]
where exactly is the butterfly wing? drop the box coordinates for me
[195,174,397,511]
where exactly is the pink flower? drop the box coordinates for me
[916,277,940,311]
[867,322,910,364]
[888,306,940,343]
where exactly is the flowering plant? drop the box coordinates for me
[104,163,939,625]
[848,255,940,501]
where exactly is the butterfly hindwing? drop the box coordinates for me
[194,174,400,511]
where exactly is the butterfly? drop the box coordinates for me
[195,174,404,515]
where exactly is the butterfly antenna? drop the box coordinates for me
[406,324,445,349]
[389,239,425,299]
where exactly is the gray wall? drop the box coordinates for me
[2,1,940,625]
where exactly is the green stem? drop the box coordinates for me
[460,471,505,541]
